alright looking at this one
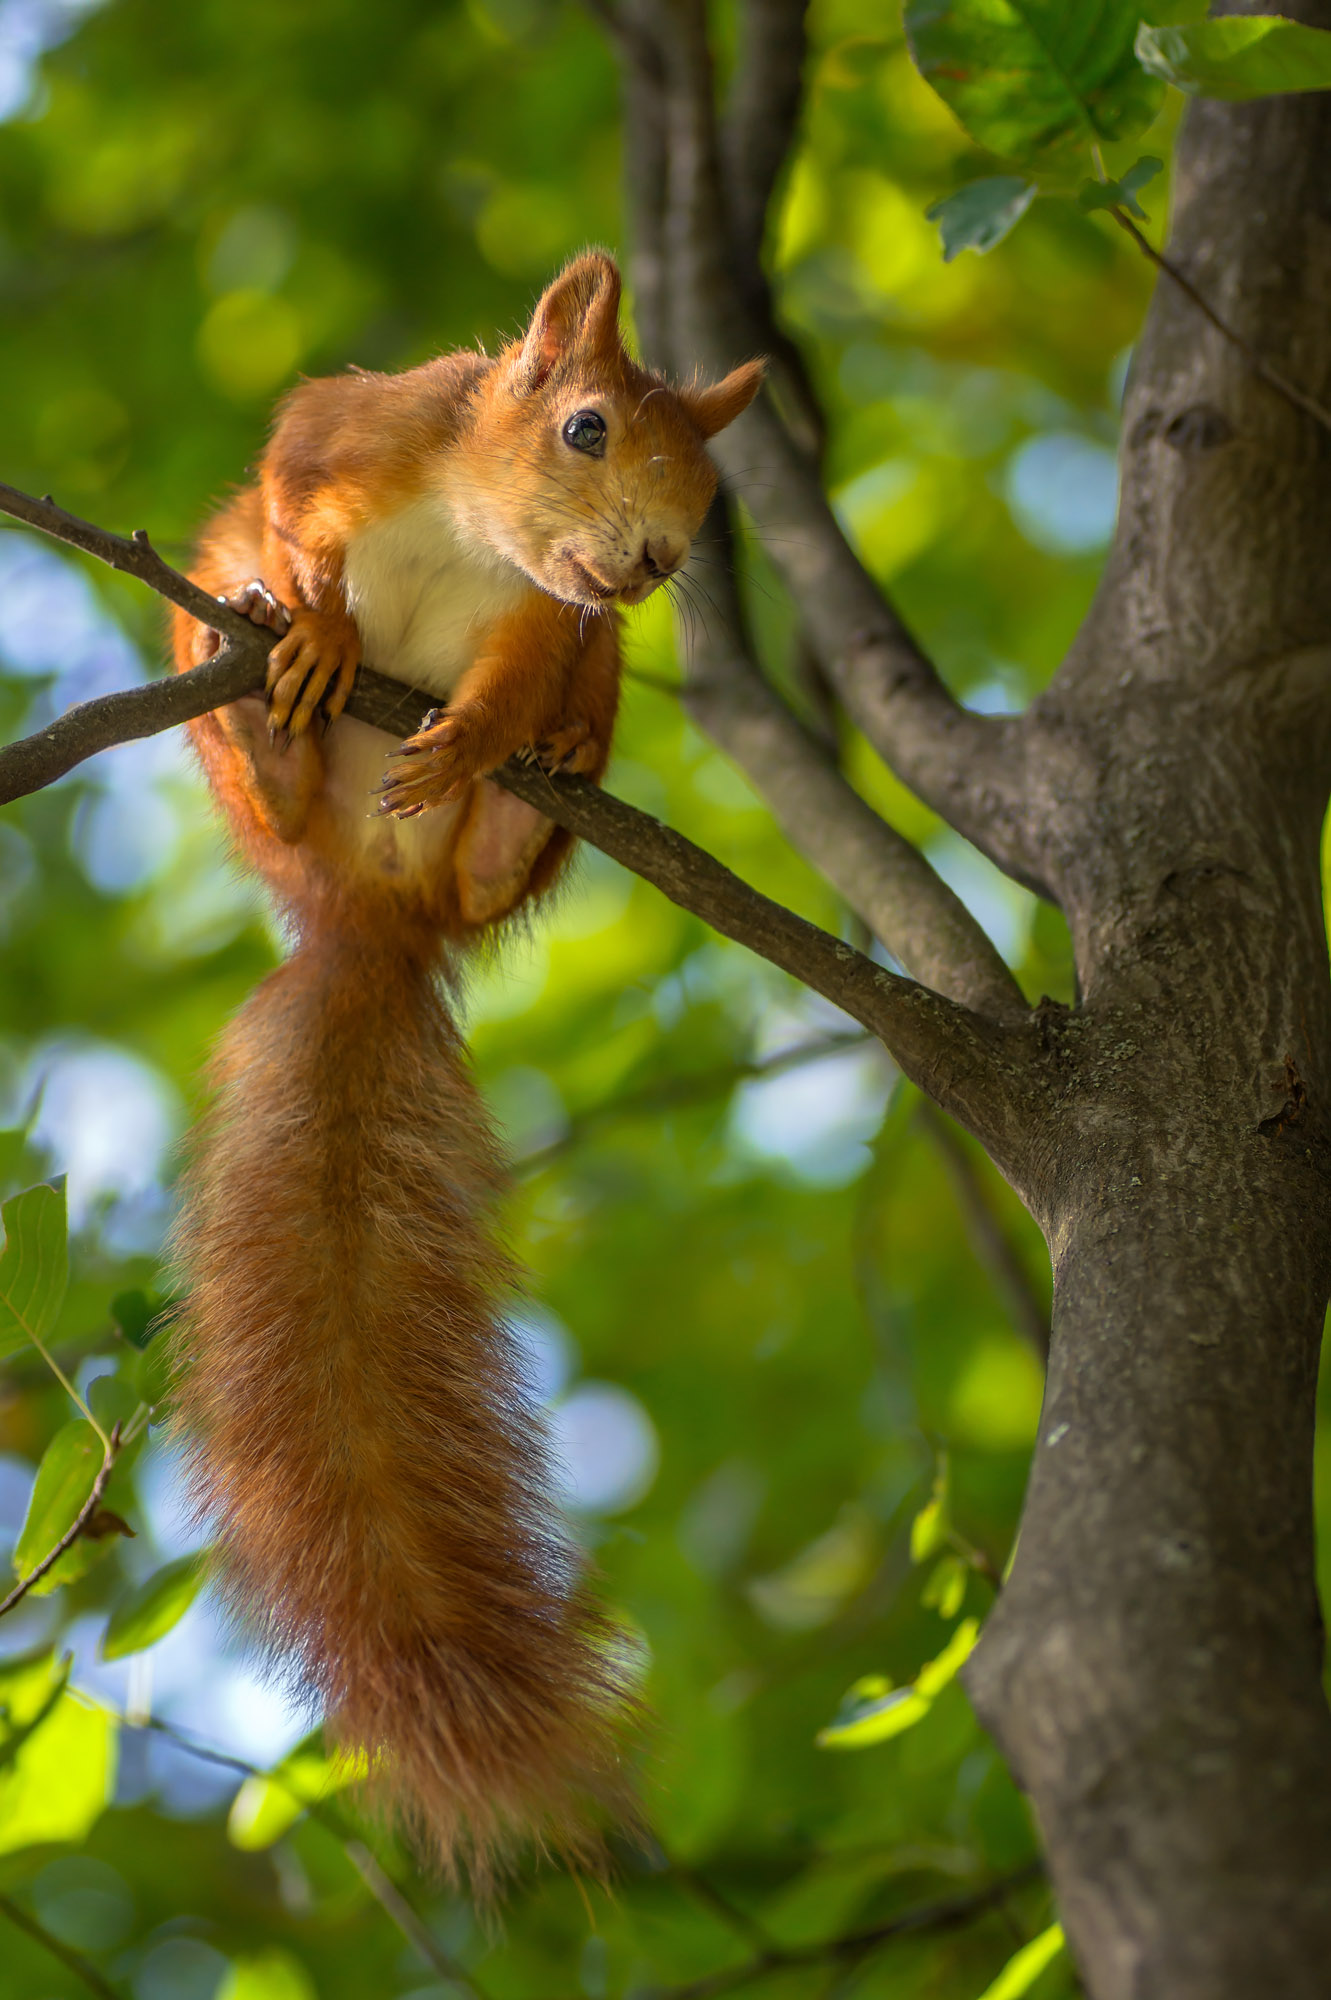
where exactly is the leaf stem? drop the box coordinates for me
[1111,205,1331,434]
[26,1327,110,1448]
[0,1423,122,1618]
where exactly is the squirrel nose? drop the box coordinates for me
[642,534,686,578]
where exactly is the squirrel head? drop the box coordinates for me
[451,252,765,609]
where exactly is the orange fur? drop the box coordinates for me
[169,252,763,1882]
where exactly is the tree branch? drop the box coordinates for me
[0,484,1044,1167]
[600,30,1028,1015]
[676,508,1028,1019]
[612,0,1039,891]
[494,759,1037,1162]
[720,0,824,458]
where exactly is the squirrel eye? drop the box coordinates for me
[562,409,607,455]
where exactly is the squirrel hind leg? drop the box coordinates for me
[199,695,324,847]
[454,779,556,927]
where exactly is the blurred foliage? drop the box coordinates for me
[0,2,1317,1998]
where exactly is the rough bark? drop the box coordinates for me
[605,0,1331,1991]
[962,28,1331,1993]
[5,0,1331,1983]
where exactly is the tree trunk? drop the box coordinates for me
[965,35,1331,1996]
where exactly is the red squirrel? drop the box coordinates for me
[168,252,763,1882]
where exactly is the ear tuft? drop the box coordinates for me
[513,253,623,394]
[679,358,766,440]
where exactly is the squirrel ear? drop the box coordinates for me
[514,253,623,393]
[679,359,766,439]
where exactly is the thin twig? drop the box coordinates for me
[668,1862,776,1956]
[515,1030,872,1175]
[652,1864,1043,2000]
[1111,208,1331,435]
[0,1422,123,1618]
[345,1839,476,1990]
[133,1715,490,2000]
[0,1890,124,2000]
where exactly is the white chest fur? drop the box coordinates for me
[342,493,529,697]
[327,495,529,885]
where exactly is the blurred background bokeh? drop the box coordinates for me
[0,2,1294,1997]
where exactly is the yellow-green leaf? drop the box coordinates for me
[101,1552,208,1661]
[976,1921,1067,1998]
[922,1553,969,1619]
[1137,18,1331,100]
[818,1619,980,1749]
[0,1181,69,1362]
[910,1495,948,1564]
[905,0,1163,171]
[227,1744,367,1851]
[217,1950,318,2000]
[910,1450,952,1563]
[0,1654,116,1853]
[12,1421,107,1595]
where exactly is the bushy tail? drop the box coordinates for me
[170,900,629,1884]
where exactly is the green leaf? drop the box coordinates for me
[1137,18,1331,99]
[217,1950,318,2000]
[0,1181,69,1362]
[976,1921,1067,1998]
[1078,152,1162,219]
[925,177,1036,260]
[0,1655,71,1775]
[904,0,1164,170]
[101,1553,209,1661]
[0,1652,116,1854]
[111,1287,169,1350]
[227,1742,367,1851]
[11,1420,106,1595]
[909,1450,951,1563]
[922,1552,969,1618]
[818,1618,981,1748]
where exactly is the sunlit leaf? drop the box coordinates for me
[227,1743,368,1851]
[922,1552,969,1618]
[1078,153,1163,220]
[976,1921,1067,1997]
[217,1950,318,2000]
[818,1619,981,1748]
[11,1420,111,1595]
[746,1503,878,1631]
[925,177,1035,260]
[0,1654,70,1774]
[0,1180,69,1361]
[0,1653,116,1853]
[910,1451,952,1563]
[1137,17,1331,99]
[904,0,1164,169]
[101,1552,208,1661]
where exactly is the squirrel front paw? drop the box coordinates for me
[518,719,597,776]
[192,578,292,664]
[377,708,494,819]
[266,606,360,745]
